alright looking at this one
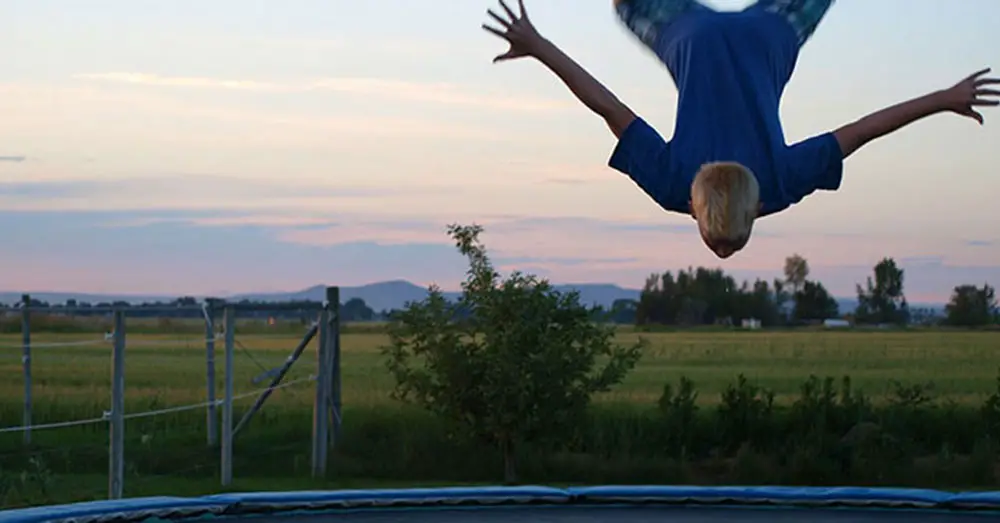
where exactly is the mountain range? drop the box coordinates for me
[0,280,947,314]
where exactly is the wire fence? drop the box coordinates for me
[0,287,342,505]
[0,374,317,435]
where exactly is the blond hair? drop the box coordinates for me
[690,162,760,244]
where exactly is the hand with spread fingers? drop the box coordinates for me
[481,0,544,63]
[940,68,1000,125]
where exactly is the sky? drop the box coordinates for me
[1,0,998,302]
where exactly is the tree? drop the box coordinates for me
[636,267,782,327]
[728,279,781,327]
[855,257,909,325]
[784,254,810,294]
[381,224,644,483]
[793,280,839,322]
[945,283,997,327]
[341,298,375,322]
[608,299,638,324]
[772,279,790,325]
[173,296,197,307]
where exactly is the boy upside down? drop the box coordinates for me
[482,0,999,258]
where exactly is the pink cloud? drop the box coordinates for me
[277,222,450,246]
[0,82,499,146]
[272,214,1000,283]
[71,73,572,113]
[4,207,997,302]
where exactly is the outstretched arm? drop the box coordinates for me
[530,38,637,137]
[834,68,999,159]
[482,0,637,137]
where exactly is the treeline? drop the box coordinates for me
[0,296,381,323]
[595,255,998,328]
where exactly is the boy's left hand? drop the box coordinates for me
[941,68,1000,125]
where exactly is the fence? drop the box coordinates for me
[0,286,342,501]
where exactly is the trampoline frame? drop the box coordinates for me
[2,485,1000,522]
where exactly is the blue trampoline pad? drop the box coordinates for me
[2,486,1000,523]
[247,506,997,522]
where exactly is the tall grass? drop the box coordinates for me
[7,329,999,407]
[4,378,1000,506]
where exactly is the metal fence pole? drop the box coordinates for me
[204,304,217,447]
[311,302,331,478]
[221,305,235,486]
[329,287,342,445]
[20,294,31,446]
[109,309,126,500]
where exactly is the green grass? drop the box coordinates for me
[2,326,1000,508]
[3,328,997,411]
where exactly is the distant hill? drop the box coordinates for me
[0,281,643,312]
[0,281,943,314]
[232,280,642,312]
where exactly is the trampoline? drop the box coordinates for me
[2,486,1000,523]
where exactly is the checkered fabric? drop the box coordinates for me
[613,0,706,48]
[757,0,835,46]
[614,0,834,49]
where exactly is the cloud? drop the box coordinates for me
[487,216,699,236]
[0,175,422,213]
[544,178,594,186]
[498,162,615,185]
[257,212,1000,274]
[275,215,701,253]
[0,82,501,144]
[3,175,994,277]
[968,240,995,247]
[275,220,457,246]
[0,210,468,296]
[0,156,25,163]
[164,214,337,229]
[494,256,640,267]
[0,181,88,198]
[1,208,998,302]
[900,256,946,266]
[72,73,571,113]
[74,73,282,91]
[270,214,801,279]
[0,175,393,198]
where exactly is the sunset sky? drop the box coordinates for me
[1,0,998,302]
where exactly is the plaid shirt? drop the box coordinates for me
[614,0,702,48]
[759,0,835,46]
[615,0,834,49]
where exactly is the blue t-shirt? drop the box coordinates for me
[608,6,844,217]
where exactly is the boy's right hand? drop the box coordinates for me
[482,0,545,63]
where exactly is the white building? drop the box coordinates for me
[823,319,851,328]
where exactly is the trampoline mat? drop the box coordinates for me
[246,506,998,522]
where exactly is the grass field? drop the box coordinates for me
[1,327,998,414]
[2,325,1000,507]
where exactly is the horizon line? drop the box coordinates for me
[0,280,951,306]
